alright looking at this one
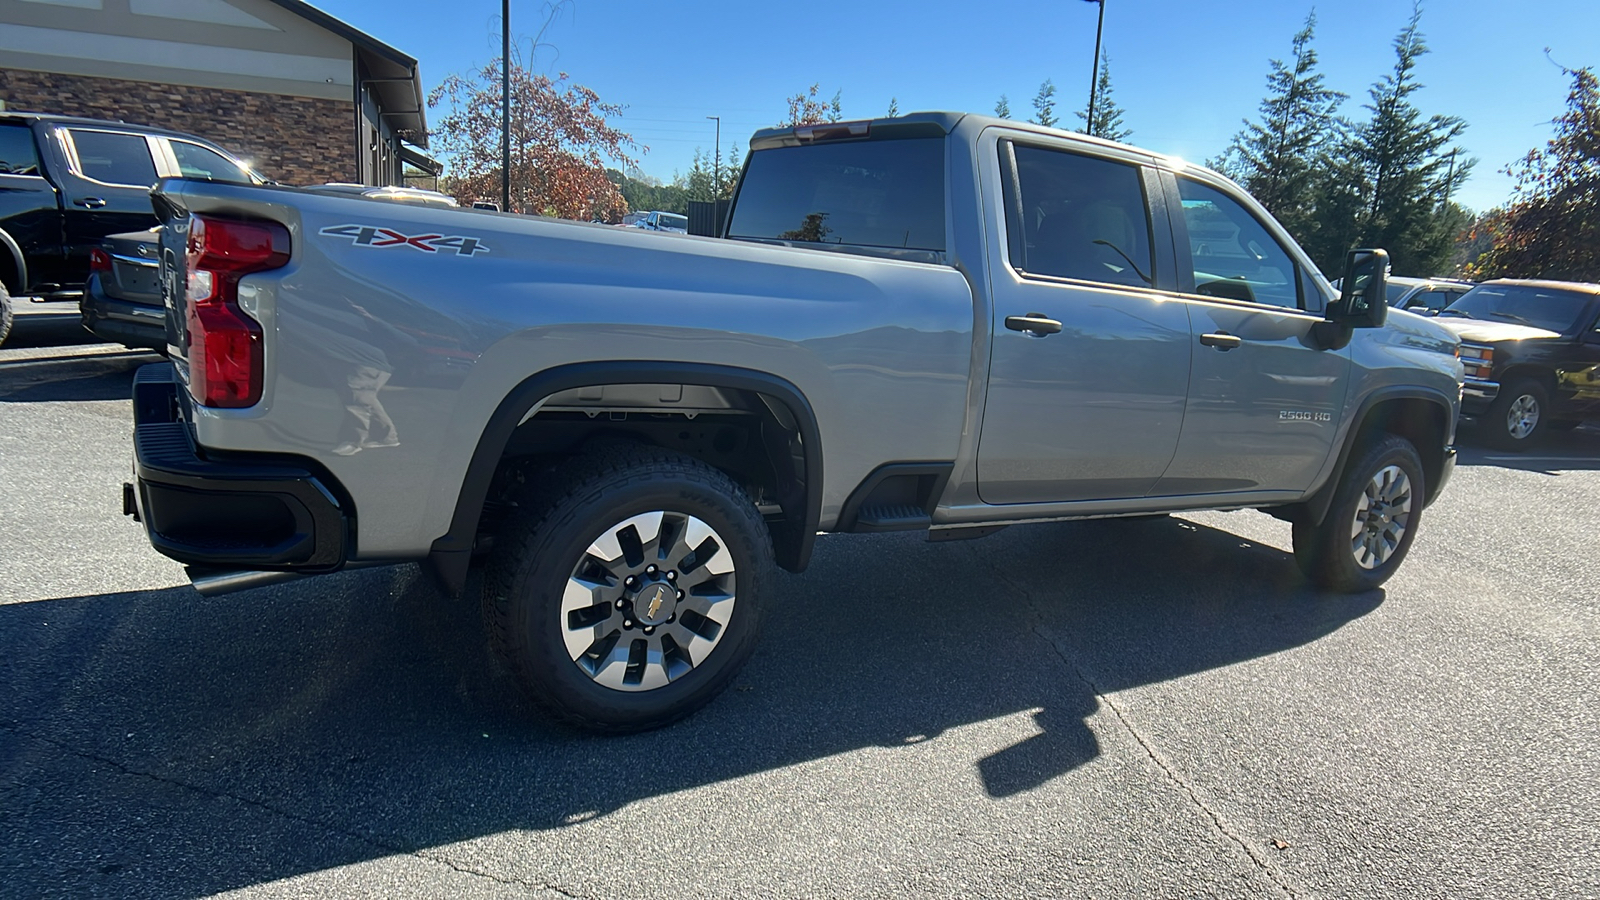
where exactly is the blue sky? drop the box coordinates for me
[318,0,1598,215]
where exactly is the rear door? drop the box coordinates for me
[976,138,1191,503]
[54,127,163,267]
[0,121,65,288]
[1150,173,1347,497]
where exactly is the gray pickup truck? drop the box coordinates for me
[127,113,1462,731]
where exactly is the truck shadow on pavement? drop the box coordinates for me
[0,517,1381,897]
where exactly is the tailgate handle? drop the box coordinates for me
[74,196,108,209]
[1200,331,1242,350]
[1004,313,1063,336]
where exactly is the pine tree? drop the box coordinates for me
[1215,12,1345,245]
[1471,66,1599,280]
[1030,80,1057,128]
[1314,4,1472,275]
[1076,55,1130,142]
[995,94,1012,119]
[887,97,899,117]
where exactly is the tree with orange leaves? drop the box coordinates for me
[428,59,637,221]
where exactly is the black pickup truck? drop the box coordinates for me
[0,112,257,346]
[1434,279,1600,449]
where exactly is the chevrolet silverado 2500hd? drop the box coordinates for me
[127,113,1462,731]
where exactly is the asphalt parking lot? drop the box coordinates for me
[3,316,1597,899]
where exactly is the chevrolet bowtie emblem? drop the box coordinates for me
[646,588,666,620]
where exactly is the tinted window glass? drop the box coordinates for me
[727,138,945,252]
[1178,178,1300,309]
[0,124,41,176]
[171,140,251,183]
[69,130,158,186]
[1442,284,1592,333]
[1006,145,1152,288]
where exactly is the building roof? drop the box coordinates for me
[265,0,427,146]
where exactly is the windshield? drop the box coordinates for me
[1440,284,1593,333]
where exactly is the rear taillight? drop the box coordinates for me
[89,248,112,274]
[184,214,289,408]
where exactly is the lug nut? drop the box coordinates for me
[677,590,685,600]
[643,626,655,635]
[625,576,637,587]
[666,570,677,581]
[624,619,634,628]
[646,565,658,575]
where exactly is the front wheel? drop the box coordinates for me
[483,445,773,733]
[1482,378,1549,451]
[1293,435,1426,592]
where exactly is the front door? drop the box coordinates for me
[977,141,1191,504]
[1151,175,1347,497]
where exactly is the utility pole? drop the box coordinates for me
[1440,148,1458,209]
[501,0,510,212]
[1085,0,1105,134]
[707,115,721,196]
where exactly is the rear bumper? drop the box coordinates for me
[128,363,351,571]
[80,280,166,351]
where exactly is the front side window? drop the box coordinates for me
[1177,178,1300,309]
[1005,144,1153,289]
[67,130,158,187]
[0,124,41,176]
[727,137,945,254]
[170,140,252,183]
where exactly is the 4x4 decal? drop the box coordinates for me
[319,224,490,257]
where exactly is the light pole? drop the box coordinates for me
[501,0,510,212]
[707,115,721,197]
[1085,0,1105,135]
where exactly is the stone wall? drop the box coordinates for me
[0,69,356,185]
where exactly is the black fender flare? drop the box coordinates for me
[426,360,824,595]
[1302,384,1456,526]
[0,227,27,294]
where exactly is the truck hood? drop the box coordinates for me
[1431,317,1561,343]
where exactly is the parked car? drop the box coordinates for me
[630,210,689,233]
[1433,279,1600,449]
[1385,276,1476,314]
[0,111,261,346]
[81,228,164,352]
[127,111,1461,732]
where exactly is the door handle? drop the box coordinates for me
[1199,331,1242,351]
[73,197,108,209]
[1004,313,1062,336]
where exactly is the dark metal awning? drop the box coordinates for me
[399,143,442,176]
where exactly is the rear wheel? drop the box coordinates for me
[1293,434,1425,592]
[483,444,773,733]
[1482,378,1549,451]
[0,282,13,347]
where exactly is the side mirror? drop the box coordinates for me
[1331,249,1389,328]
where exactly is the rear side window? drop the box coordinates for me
[727,138,945,254]
[170,140,252,183]
[1005,144,1154,289]
[0,124,41,176]
[68,130,158,187]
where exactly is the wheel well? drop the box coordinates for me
[1350,396,1449,503]
[426,364,821,596]
[1493,365,1557,395]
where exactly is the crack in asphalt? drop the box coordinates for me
[970,553,1300,900]
[0,721,588,898]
